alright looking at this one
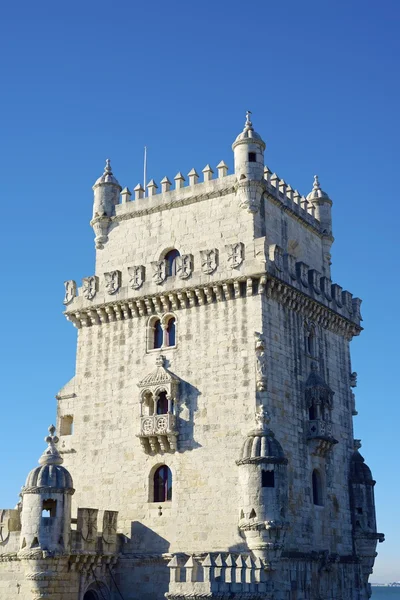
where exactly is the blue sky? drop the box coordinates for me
[0,0,399,583]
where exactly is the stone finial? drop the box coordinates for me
[216,160,228,178]
[39,425,63,467]
[188,168,199,186]
[147,179,158,197]
[293,190,301,205]
[313,175,320,191]
[245,110,253,131]
[121,187,132,204]
[134,183,145,200]
[202,164,214,182]
[161,176,172,193]
[354,439,362,451]
[255,406,270,430]
[174,172,185,189]
[105,158,112,174]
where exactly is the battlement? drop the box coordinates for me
[109,162,322,235]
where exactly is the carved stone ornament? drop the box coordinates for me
[63,280,76,305]
[200,249,218,274]
[350,372,358,388]
[104,270,121,295]
[269,244,284,272]
[226,242,244,269]
[80,508,97,542]
[82,276,98,300]
[151,260,167,285]
[128,265,145,290]
[102,510,118,545]
[0,510,9,543]
[255,332,267,392]
[176,254,193,279]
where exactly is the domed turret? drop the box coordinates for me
[232,111,266,182]
[236,407,288,566]
[91,159,122,249]
[306,175,333,276]
[18,425,74,556]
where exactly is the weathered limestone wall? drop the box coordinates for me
[59,292,261,553]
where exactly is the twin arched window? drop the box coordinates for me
[153,465,172,502]
[151,316,176,350]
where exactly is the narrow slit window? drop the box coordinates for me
[262,470,275,488]
[312,470,323,506]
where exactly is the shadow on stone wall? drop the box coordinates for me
[130,521,170,553]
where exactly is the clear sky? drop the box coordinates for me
[0,0,399,583]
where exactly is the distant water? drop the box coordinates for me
[371,588,400,598]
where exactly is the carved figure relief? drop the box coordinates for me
[350,372,358,388]
[82,276,98,300]
[255,332,267,392]
[226,243,244,268]
[63,280,76,305]
[151,260,167,285]
[176,254,193,279]
[128,265,145,290]
[104,270,121,295]
[200,249,218,274]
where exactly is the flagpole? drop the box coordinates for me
[143,146,147,197]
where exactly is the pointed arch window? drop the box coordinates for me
[154,465,172,502]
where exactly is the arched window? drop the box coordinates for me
[166,317,176,347]
[156,391,169,415]
[165,249,180,277]
[312,469,323,506]
[154,465,172,502]
[153,319,163,349]
[84,592,99,600]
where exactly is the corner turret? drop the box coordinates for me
[306,175,333,275]
[91,159,122,249]
[236,407,288,567]
[18,425,74,557]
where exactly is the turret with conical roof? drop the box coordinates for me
[91,159,122,249]
[18,425,74,556]
[307,175,334,275]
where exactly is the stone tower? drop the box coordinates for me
[0,115,383,599]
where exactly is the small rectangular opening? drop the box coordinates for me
[248,152,257,162]
[60,415,74,436]
[357,507,363,514]
[262,470,275,488]
[42,499,57,518]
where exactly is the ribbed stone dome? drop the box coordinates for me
[22,425,74,492]
[93,159,120,187]
[237,408,287,465]
[232,112,266,149]
[306,175,330,202]
[25,464,73,489]
[350,449,374,486]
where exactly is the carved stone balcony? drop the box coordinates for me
[307,419,338,457]
[138,413,178,453]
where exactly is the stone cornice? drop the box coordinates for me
[65,272,362,340]
[265,189,321,236]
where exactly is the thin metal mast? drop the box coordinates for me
[143,146,147,197]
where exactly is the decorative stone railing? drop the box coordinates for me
[307,419,337,457]
[138,413,178,453]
